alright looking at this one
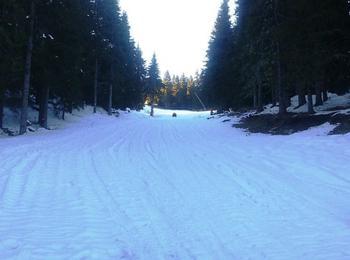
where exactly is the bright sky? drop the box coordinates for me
[119,0,235,77]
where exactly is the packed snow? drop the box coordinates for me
[0,108,350,259]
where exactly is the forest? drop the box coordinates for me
[201,0,350,114]
[1,0,149,134]
[1,0,350,135]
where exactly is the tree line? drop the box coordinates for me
[157,71,203,110]
[201,0,350,114]
[1,0,150,134]
[141,57,204,111]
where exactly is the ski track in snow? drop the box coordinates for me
[0,110,350,259]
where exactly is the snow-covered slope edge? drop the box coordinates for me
[232,93,350,135]
[261,92,350,115]
[0,105,112,138]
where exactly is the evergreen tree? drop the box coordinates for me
[201,0,350,114]
[0,0,146,133]
[20,1,35,134]
[0,1,27,128]
[202,0,233,110]
[161,71,173,108]
[146,54,162,116]
[133,45,147,109]
[157,72,203,110]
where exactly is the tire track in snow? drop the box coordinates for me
[134,121,239,258]
[0,152,41,209]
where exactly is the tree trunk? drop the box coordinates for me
[108,82,113,116]
[19,1,35,135]
[62,102,65,120]
[273,0,286,115]
[39,85,49,128]
[314,80,323,106]
[298,94,306,107]
[108,66,113,116]
[257,82,263,112]
[150,103,154,117]
[0,87,4,129]
[93,58,98,113]
[322,90,328,102]
[276,43,286,115]
[253,84,257,109]
[296,82,306,107]
[307,88,315,114]
[255,66,263,112]
[271,85,277,107]
[68,101,73,114]
[285,95,292,108]
[271,80,276,107]
[150,94,155,117]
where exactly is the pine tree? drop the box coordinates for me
[133,45,147,109]
[92,0,100,114]
[177,74,188,108]
[19,1,35,135]
[146,54,162,116]
[202,0,233,110]
[1,1,27,129]
[201,0,350,113]
[0,84,3,129]
[161,71,173,108]
[0,0,146,133]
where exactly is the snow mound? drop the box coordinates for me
[261,92,350,115]
[1,105,108,137]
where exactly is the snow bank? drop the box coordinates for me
[261,92,350,115]
[1,105,108,137]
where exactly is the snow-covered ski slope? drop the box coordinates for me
[0,109,350,259]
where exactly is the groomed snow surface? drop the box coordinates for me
[1,108,350,259]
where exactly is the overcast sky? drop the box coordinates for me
[119,0,235,77]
